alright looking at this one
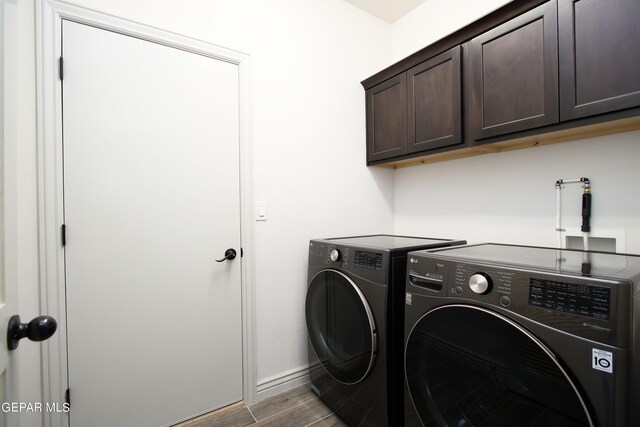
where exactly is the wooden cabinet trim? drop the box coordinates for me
[374,115,640,169]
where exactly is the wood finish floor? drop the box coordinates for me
[175,384,348,427]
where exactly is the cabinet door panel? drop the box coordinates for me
[366,74,408,162]
[408,46,462,153]
[468,1,558,141]
[559,0,640,120]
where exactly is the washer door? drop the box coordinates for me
[405,305,593,427]
[305,269,376,385]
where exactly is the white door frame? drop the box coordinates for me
[35,2,256,425]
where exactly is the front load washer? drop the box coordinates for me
[305,235,465,426]
[403,243,640,427]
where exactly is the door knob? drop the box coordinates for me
[7,315,57,351]
[215,248,237,263]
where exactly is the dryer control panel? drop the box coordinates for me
[308,241,390,285]
[322,245,385,272]
[354,250,383,270]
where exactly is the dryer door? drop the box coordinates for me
[305,269,376,385]
[405,305,593,427]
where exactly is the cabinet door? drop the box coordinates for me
[468,1,558,141]
[407,46,462,153]
[366,74,407,163]
[559,0,640,120]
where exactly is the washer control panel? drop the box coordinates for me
[528,277,610,321]
[405,251,629,347]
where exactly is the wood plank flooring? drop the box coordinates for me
[174,384,347,427]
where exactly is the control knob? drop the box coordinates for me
[330,249,341,262]
[469,272,492,294]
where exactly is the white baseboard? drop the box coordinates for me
[255,365,311,401]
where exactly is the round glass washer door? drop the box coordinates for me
[305,269,376,385]
[405,305,594,427]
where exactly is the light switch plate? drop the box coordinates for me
[256,201,268,221]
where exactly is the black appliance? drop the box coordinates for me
[305,235,466,426]
[404,243,640,427]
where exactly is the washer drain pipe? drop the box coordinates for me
[555,178,591,251]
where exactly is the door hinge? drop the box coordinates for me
[61,224,66,246]
[59,57,64,80]
[65,388,70,406]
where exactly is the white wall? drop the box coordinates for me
[393,133,640,252]
[15,0,394,405]
[391,0,510,61]
[391,0,640,254]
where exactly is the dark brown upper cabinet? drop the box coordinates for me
[366,74,408,163]
[362,0,640,167]
[468,1,558,142]
[559,0,640,121]
[407,46,462,153]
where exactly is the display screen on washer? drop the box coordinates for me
[528,278,610,320]
[354,251,382,270]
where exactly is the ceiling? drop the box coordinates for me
[343,0,427,23]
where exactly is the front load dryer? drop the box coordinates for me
[305,235,465,426]
[403,243,640,427]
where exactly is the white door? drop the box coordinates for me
[62,20,242,427]
[1,1,34,425]
[0,0,10,420]
[0,0,14,423]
